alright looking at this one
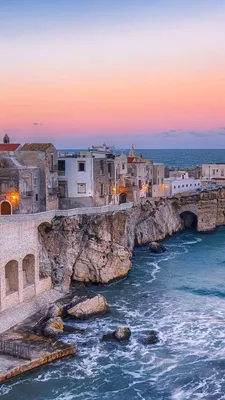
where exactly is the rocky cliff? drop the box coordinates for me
[38,190,225,291]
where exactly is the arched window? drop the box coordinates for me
[5,260,19,295]
[22,254,35,288]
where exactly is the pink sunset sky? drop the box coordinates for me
[1,0,225,148]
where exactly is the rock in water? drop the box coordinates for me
[143,330,159,345]
[114,327,131,341]
[67,294,109,319]
[43,317,64,338]
[102,326,131,342]
[149,242,167,254]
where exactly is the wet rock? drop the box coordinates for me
[102,326,131,342]
[149,242,167,254]
[43,317,64,338]
[63,325,86,334]
[67,294,109,319]
[143,330,159,345]
[115,327,131,341]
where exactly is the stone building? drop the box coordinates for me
[0,136,58,214]
[58,144,116,208]
[115,146,165,203]
[18,143,58,211]
[201,164,225,186]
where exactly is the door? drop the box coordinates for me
[0,201,12,215]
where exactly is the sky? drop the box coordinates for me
[0,0,225,149]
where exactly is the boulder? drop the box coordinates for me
[143,330,159,345]
[149,242,167,254]
[102,326,131,342]
[67,294,109,319]
[115,327,131,341]
[43,317,64,338]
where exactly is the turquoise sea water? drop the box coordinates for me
[2,228,225,399]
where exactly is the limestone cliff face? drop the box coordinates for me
[38,190,225,290]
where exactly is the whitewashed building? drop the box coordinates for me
[58,145,116,208]
[164,171,201,196]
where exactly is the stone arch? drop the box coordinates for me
[5,260,19,295]
[38,222,52,280]
[180,211,198,229]
[0,200,12,215]
[22,254,35,288]
[119,192,127,204]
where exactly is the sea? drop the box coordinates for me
[62,148,225,168]
[1,149,225,400]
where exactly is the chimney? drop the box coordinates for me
[3,134,10,144]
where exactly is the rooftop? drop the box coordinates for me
[0,144,20,152]
[21,143,53,151]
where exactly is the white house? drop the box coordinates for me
[164,171,201,196]
[58,146,116,208]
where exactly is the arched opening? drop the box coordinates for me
[38,222,52,280]
[0,200,12,215]
[119,192,127,204]
[22,254,35,288]
[5,260,19,295]
[180,211,198,229]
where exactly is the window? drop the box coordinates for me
[1,182,8,192]
[161,178,163,184]
[78,162,85,172]
[213,169,215,175]
[122,164,125,170]
[221,169,224,177]
[190,184,192,186]
[33,177,37,186]
[178,185,180,188]
[36,194,38,201]
[195,184,197,186]
[58,160,65,175]
[100,183,104,196]
[50,154,54,172]
[108,163,112,177]
[174,186,176,189]
[186,184,188,187]
[77,183,86,193]
[100,160,104,175]
[182,185,184,187]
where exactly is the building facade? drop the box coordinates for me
[0,136,58,214]
[18,143,58,211]
[115,147,165,202]
[58,144,116,208]
[164,171,201,196]
[202,164,225,186]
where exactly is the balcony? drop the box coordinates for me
[21,190,33,198]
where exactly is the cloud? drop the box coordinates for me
[33,122,42,126]
[170,129,177,133]
[187,131,208,137]
[220,127,225,130]
[160,132,176,137]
